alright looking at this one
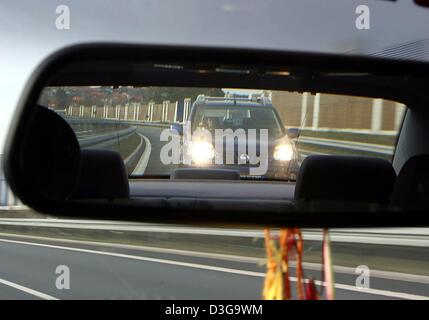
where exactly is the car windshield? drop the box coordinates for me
[38,86,405,181]
[192,106,284,139]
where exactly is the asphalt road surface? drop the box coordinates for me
[136,126,173,176]
[0,234,427,300]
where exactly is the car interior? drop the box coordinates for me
[4,0,429,304]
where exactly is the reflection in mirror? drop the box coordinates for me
[170,123,183,136]
[38,86,405,185]
[287,128,300,139]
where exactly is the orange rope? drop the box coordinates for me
[263,229,280,300]
[263,228,334,300]
[295,229,305,300]
[279,229,291,299]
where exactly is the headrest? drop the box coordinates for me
[72,149,129,199]
[19,106,80,200]
[390,155,429,210]
[294,155,396,205]
[171,168,240,180]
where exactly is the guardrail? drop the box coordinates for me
[78,127,136,148]
[297,136,394,156]
[294,135,394,161]
[0,219,427,247]
[63,115,172,129]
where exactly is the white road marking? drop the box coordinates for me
[132,134,151,175]
[0,278,58,300]
[0,237,427,300]
[124,133,144,166]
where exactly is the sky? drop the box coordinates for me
[1,0,429,151]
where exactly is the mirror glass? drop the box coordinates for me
[39,86,403,180]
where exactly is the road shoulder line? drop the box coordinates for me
[132,134,151,175]
[0,277,58,300]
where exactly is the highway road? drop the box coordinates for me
[0,233,427,300]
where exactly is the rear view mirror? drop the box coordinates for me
[415,0,429,8]
[3,43,429,227]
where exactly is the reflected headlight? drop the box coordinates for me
[273,144,294,161]
[189,141,215,164]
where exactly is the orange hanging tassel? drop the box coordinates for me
[294,229,305,300]
[263,229,284,300]
[305,279,319,300]
[279,229,291,299]
[263,228,335,300]
[263,228,306,300]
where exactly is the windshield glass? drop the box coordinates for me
[192,106,284,139]
[38,86,405,181]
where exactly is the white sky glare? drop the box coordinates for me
[1,0,429,151]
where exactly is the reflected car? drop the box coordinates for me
[176,95,300,180]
